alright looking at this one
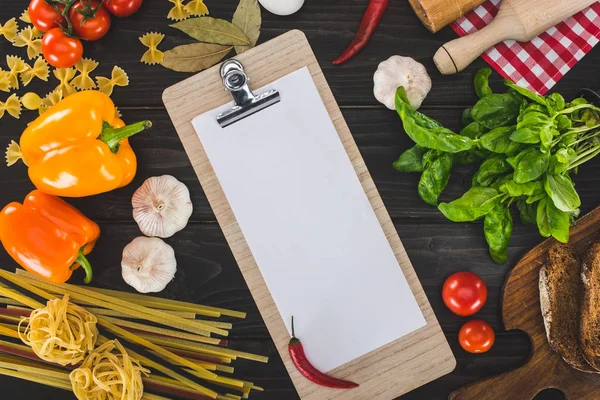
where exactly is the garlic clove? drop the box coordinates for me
[121,236,177,293]
[373,55,432,110]
[132,175,193,238]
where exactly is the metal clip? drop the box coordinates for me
[217,59,281,128]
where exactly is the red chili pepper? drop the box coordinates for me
[332,0,390,65]
[288,317,359,389]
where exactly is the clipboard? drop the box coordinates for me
[162,30,455,400]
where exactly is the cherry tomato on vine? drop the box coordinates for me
[69,0,111,41]
[442,271,487,316]
[458,320,495,354]
[104,0,143,17]
[42,28,83,68]
[29,0,66,32]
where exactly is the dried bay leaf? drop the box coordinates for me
[170,17,250,46]
[232,0,262,54]
[161,43,232,72]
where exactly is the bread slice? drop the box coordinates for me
[540,243,597,373]
[580,241,600,370]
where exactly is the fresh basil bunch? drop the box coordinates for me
[393,68,600,264]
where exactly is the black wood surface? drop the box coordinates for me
[1,0,598,399]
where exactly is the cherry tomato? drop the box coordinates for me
[42,28,83,68]
[104,0,143,17]
[29,0,66,32]
[442,271,487,316]
[69,0,111,41]
[459,320,495,354]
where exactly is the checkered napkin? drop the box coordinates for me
[450,0,600,95]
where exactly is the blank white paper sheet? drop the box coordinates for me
[192,67,426,372]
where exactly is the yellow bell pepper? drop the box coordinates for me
[6,91,151,197]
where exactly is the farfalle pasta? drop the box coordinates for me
[39,90,63,115]
[14,26,43,59]
[72,58,99,90]
[184,0,209,16]
[168,0,190,21]
[21,57,49,86]
[7,55,28,89]
[0,18,18,43]
[139,32,165,65]
[53,68,77,96]
[0,71,10,92]
[0,93,22,119]
[96,66,129,96]
[20,10,31,24]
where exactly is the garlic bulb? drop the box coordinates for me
[373,55,432,110]
[132,175,193,238]
[122,237,177,293]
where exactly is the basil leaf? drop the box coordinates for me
[479,126,521,154]
[511,111,555,144]
[454,148,488,165]
[438,187,502,222]
[393,145,425,173]
[516,199,537,225]
[460,121,486,139]
[490,173,513,190]
[472,93,522,129]
[474,68,493,98]
[484,204,513,264]
[547,93,565,112]
[500,180,543,198]
[536,197,570,243]
[418,152,453,205]
[505,80,547,106]
[395,88,474,153]
[472,155,512,187]
[548,148,576,174]
[462,107,474,126]
[544,174,581,212]
[511,148,549,183]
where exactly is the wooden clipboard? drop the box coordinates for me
[162,30,455,400]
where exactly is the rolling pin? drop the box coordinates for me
[408,0,487,33]
[434,0,598,75]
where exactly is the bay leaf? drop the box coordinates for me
[232,0,262,54]
[170,17,250,46]
[161,43,233,73]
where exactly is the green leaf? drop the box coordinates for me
[479,126,520,154]
[500,180,543,198]
[438,187,502,222]
[474,68,493,98]
[170,17,251,46]
[536,197,570,243]
[454,148,488,165]
[395,88,474,153]
[472,155,512,187]
[472,93,522,129]
[462,107,474,126]
[490,173,513,190]
[510,111,554,144]
[484,204,513,264]
[547,93,565,112]
[232,0,262,54]
[505,80,547,106]
[516,199,537,225]
[544,174,581,212]
[393,145,425,173]
[460,121,486,139]
[161,43,232,72]
[510,148,549,183]
[418,152,453,205]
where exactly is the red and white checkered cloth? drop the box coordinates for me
[450,0,600,95]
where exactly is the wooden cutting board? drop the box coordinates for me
[449,206,600,399]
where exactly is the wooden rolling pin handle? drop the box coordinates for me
[434,19,512,75]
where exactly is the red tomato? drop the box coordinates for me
[442,271,487,316]
[459,320,495,354]
[104,0,143,17]
[69,0,111,41]
[29,0,66,32]
[42,28,83,68]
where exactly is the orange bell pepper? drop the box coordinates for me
[6,90,151,197]
[0,190,100,284]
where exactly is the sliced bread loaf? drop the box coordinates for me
[540,243,597,373]
[580,241,600,370]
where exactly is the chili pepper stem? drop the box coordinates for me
[101,121,152,153]
[75,251,93,284]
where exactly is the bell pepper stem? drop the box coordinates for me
[101,120,152,153]
[75,251,93,284]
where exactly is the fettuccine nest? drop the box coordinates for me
[70,339,149,400]
[19,295,98,366]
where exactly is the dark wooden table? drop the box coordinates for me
[1,1,599,399]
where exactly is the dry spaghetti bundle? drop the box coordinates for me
[70,339,149,400]
[18,295,98,366]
